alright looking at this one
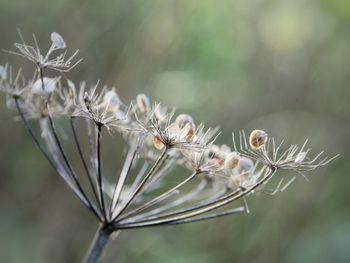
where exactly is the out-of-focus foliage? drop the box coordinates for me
[0,0,348,262]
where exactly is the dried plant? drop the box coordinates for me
[0,32,337,263]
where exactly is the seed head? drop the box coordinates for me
[176,114,195,130]
[224,152,240,169]
[249,129,268,150]
[6,32,81,72]
[238,156,254,173]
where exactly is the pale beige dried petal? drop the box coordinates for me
[153,134,164,150]
[295,152,307,164]
[167,122,181,140]
[136,93,151,113]
[175,114,195,130]
[180,123,195,142]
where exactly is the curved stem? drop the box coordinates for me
[84,225,115,263]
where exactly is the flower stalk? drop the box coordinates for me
[84,224,116,263]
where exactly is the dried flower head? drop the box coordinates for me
[0,31,338,263]
[249,129,268,150]
[5,31,81,72]
[224,151,240,169]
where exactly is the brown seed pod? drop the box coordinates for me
[249,129,268,150]
[224,152,240,169]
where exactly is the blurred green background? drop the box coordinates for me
[0,0,348,262]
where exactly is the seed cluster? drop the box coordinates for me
[0,32,336,230]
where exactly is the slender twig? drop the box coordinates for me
[128,179,213,222]
[14,97,56,170]
[126,186,237,224]
[71,117,102,211]
[40,68,101,220]
[167,207,244,225]
[112,148,168,221]
[115,168,276,228]
[110,142,139,216]
[46,113,102,220]
[115,207,245,229]
[118,171,200,221]
[96,124,107,221]
[15,97,101,220]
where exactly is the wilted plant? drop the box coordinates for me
[0,32,337,263]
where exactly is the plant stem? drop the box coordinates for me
[96,124,107,221]
[84,225,114,263]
